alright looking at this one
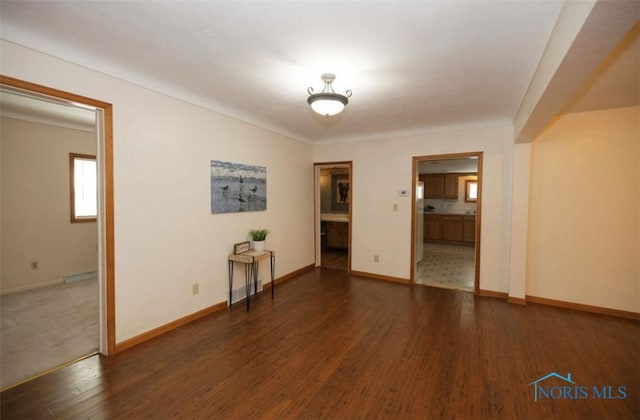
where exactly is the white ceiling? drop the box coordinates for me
[0,89,96,132]
[0,1,637,143]
[561,21,639,114]
[418,158,478,174]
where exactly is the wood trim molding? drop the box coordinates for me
[474,153,483,295]
[115,301,228,353]
[464,179,478,203]
[410,157,418,283]
[351,270,411,285]
[479,290,527,306]
[526,295,640,320]
[264,263,315,289]
[507,296,527,305]
[314,161,353,273]
[474,289,636,320]
[116,264,315,353]
[69,153,97,223]
[410,151,483,295]
[102,105,115,354]
[478,289,508,299]
[0,75,112,108]
[1,75,116,355]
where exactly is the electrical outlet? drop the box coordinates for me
[31,261,39,270]
[393,203,398,212]
[192,283,199,295]
[374,255,379,263]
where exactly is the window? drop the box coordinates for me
[70,153,97,222]
[465,180,478,202]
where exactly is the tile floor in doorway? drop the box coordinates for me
[416,243,475,291]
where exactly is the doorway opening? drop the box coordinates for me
[0,76,114,390]
[314,162,352,272]
[411,153,482,293]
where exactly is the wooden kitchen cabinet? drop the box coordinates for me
[421,173,458,199]
[424,214,475,245]
[442,215,463,242]
[326,221,349,250]
[424,174,444,199]
[424,214,442,241]
[463,215,476,244]
[443,174,459,199]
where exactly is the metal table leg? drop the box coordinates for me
[270,252,275,299]
[253,259,259,296]
[245,261,253,311]
[228,260,233,305]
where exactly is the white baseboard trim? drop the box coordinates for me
[0,279,63,296]
[64,271,98,283]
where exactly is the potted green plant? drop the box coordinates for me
[249,228,269,251]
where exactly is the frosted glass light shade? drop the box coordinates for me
[307,73,351,117]
[310,97,345,116]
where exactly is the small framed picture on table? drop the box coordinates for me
[234,241,251,254]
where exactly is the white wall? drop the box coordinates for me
[314,125,515,292]
[320,169,332,213]
[1,117,97,293]
[527,106,639,313]
[0,40,314,343]
[507,142,531,301]
[4,35,633,348]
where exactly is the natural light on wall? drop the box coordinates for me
[70,153,97,222]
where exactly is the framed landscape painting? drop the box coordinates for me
[211,160,267,213]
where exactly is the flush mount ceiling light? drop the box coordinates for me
[307,73,352,117]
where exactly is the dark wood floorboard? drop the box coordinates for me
[2,268,638,419]
[321,248,348,271]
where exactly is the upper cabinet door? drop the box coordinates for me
[443,174,459,199]
[425,174,444,199]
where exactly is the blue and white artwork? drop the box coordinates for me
[211,160,267,213]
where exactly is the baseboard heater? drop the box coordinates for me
[230,278,263,305]
[64,271,97,283]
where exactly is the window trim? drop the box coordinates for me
[465,179,478,203]
[69,152,97,223]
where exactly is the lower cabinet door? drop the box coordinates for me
[441,216,463,242]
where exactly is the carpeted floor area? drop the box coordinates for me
[416,243,475,291]
[0,278,99,390]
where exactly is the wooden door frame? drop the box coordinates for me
[411,152,483,294]
[1,75,116,354]
[314,161,352,272]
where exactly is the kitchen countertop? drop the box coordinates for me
[321,213,350,222]
[424,210,476,216]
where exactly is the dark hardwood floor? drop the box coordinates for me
[321,248,348,271]
[2,268,638,419]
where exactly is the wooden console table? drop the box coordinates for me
[228,250,275,311]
